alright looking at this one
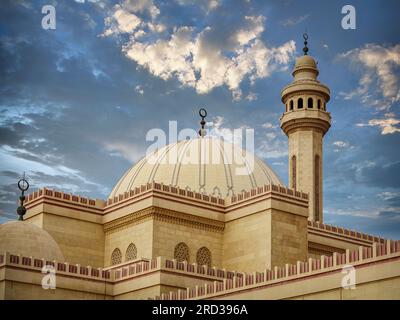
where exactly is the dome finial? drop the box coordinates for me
[17,172,29,221]
[303,32,309,55]
[198,108,207,137]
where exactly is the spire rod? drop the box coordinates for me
[303,33,309,55]
[198,108,207,137]
[17,172,29,221]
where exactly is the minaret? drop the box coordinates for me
[280,34,331,222]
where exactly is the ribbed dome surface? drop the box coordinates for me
[0,221,64,261]
[110,137,283,198]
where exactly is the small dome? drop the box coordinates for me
[292,55,319,80]
[0,221,64,261]
[110,137,283,198]
[295,55,317,69]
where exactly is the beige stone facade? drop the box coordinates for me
[1,53,399,300]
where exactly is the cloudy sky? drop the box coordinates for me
[1,0,399,238]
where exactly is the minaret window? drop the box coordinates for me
[291,155,296,190]
[290,100,294,111]
[317,99,321,109]
[298,98,303,109]
[308,97,313,108]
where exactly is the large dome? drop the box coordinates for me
[110,137,283,198]
[0,221,64,261]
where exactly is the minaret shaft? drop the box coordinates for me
[280,44,331,222]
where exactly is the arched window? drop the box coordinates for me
[174,242,190,262]
[111,248,122,265]
[196,247,212,267]
[298,98,303,109]
[291,155,296,190]
[308,97,313,108]
[125,243,137,261]
[317,99,321,109]
[315,155,320,222]
[290,100,294,111]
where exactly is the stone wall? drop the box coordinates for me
[42,214,105,267]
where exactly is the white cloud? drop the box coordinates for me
[123,0,160,19]
[332,140,353,152]
[103,6,296,100]
[124,26,197,86]
[246,92,257,101]
[378,191,400,201]
[280,14,310,27]
[236,16,265,46]
[261,122,278,129]
[103,6,142,36]
[207,0,219,10]
[339,44,400,110]
[176,0,220,12]
[0,146,107,195]
[356,115,400,135]
[333,141,349,148]
[124,28,295,98]
[135,84,144,95]
[103,141,143,162]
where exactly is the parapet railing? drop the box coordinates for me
[25,188,104,208]
[112,257,238,282]
[106,182,226,208]
[151,240,400,300]
[308,221,386,244]
[229,184,308,205]
[0,252,112,281]
[24,182,309,213]
[0,254,235,284]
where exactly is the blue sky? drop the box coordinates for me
[0,0,399,238]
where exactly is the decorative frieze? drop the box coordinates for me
[103,206,225,234]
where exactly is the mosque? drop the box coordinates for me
[0,39,399,300]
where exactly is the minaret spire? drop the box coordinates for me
[303,33,309,55]
[16,172,29,221]
[198,108,207,137]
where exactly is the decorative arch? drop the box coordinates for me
[308,97,313,108]
[291,155,296,190]
[174,242,190,262]
[196,247,212,267]
[298,98,303,109]
[125,243,137,262]
[290,100,294,110]
[315,155,320,222]
[111,248,122,265]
